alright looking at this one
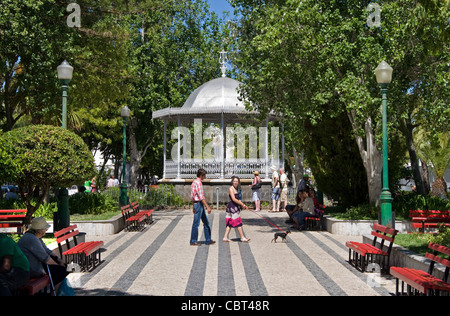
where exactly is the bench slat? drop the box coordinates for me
[0,222,24,228]
[390,267,450,293]
[56,229,79,244]
[371,231,395,243]
[428,243,450,256]
[373,223,398,236]
[54,224,78,238]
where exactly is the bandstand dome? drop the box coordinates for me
[151,52,283,181]
[152,77,258,121]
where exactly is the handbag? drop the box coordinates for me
[251,178,261,190]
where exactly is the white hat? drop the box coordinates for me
[270,165,277,172]
[30,217,51,230]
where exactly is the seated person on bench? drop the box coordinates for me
[292,190,314,231]
[285,190,305,224]
[18,217,69,292]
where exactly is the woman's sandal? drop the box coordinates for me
[241,238,251,242]
[223,239,232,242]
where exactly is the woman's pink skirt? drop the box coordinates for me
[226,212,242,228]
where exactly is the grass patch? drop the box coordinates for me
[394,233,430,256]
[9,233,56,246]
[70,209,121,221]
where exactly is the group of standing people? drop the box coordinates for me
[189,167,318,245]
[269,166,289,213]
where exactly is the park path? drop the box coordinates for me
[67,209,396,296]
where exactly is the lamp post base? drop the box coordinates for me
[57,187,69,230]
[119,183,128,207]
[380,190,393,228]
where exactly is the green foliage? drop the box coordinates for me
[69,192,117,215]
[425,226,450,248]
[1,125,96,222]
[144,184,185,207]
[0,197,57,220]
[231,0,449,206]
[2,125,96,188]
[328,204,380,221]
[300,111,369,207]
[393,192,450,219]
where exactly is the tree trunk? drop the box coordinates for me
[405,118,426,194]
[128,117,142,189]
[431,177,448,199]
[420,158,430,194]
[348,111,382,206]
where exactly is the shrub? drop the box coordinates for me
[393,192,450,219]
[69,192,117,215]
[1,125,96,225]
[425,225,450,248]
[144,184,185,207]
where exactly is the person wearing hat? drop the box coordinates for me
[297,173,310,193]
[18,217,69,290]
[249,170,261,212]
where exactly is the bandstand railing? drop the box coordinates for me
[164,159,276,179]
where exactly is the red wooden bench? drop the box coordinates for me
[121,203,154,231]
[131,202,154,225]
[0,209,27,232]
[304,204,326,230]
[54,225,104,272]
[390,243,450,296]
[345,223,398,273]
[121,204,146,231]
[409,210,450,233]
[15,265,55,296]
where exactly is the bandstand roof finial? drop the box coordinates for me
[219,50,228,78]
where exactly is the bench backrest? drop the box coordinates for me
[0,209,27,214]
[426,243,450,283]
[371,223,398,254]
[409,210,450,218]
[54,224,80,257]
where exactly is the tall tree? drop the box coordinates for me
[125,0,227,186]
[230,0,448,205]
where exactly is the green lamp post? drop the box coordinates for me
[119,105,130,207]
[374,61,394,227]
[56,60,73,229]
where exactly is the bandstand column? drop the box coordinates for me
[265,117,269,179]
[282,122,285,169]
[177,116,181,179]
[163,119,167,179]
[221,113,225,179]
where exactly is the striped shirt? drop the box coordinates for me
[191,177,205,202]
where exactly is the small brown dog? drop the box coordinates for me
[271,230,290,243]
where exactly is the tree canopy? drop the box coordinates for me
[1,125,96,223]
[230,0,449,204]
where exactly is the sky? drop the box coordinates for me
[206,0,234,18]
